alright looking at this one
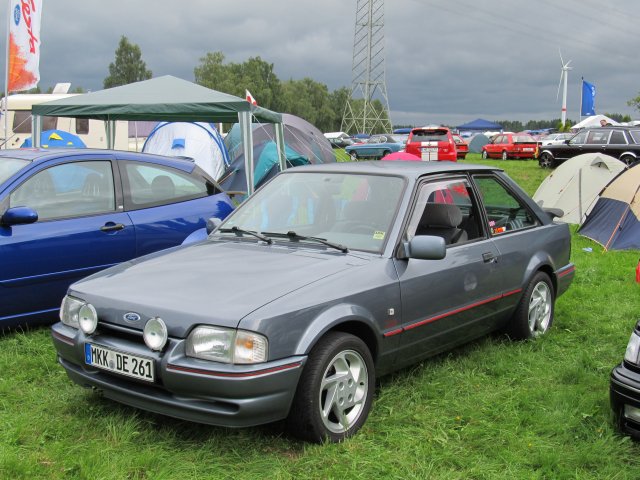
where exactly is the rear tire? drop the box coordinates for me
[501,150,508,160]
[538,152,555,168]
[505,271,554,340]
[620,154,636,166]
[286,332,375,443]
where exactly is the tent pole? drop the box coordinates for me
[275,122,286,172]
[32,114,41,147]
[239,111,254,195]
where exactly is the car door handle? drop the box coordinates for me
[100,223,125,232]
[482,252,497,263]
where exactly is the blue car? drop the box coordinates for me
[0,149,234,328]
[345,134,407,160]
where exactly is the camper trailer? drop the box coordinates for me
[0,89,127,150]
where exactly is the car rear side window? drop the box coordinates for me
[9,161,116,221]
[123,162,208,209]
[473,175,537,235]
[609,131,627,145]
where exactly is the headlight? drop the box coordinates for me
[59,296,85,329]
[186,326,267,364]
[624,332,640,364]
[78,303,98,335]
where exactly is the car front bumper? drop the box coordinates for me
[52,322,306,428]
[610,362,640,439]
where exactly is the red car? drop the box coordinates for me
[481,133,538,160]
[405,126,457,162]
[452,134,468,160]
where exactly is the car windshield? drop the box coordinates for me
[0,157,29,184]
[410,130,448,142]
[218,171,405,253]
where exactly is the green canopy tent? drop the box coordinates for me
[31,75,285,195]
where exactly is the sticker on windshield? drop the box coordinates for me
[373,231,386,240]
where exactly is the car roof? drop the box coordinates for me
[285,160,500,178]
[0,148,198,173]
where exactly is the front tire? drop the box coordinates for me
[505,271,555,340]
[349,151,358,161]
[286,332,375,443]
[481,150,488,159]
[501,150,508,160]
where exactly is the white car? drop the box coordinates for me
[538,133,573,146]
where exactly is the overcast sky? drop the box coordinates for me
[1,0,639,127]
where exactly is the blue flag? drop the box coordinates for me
[581,80,596,116]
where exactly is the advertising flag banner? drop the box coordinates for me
[7,0,43,92]
[581,80,596,116]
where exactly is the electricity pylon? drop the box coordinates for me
[341,0,392,135]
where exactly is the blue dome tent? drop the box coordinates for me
[21,129,86,148]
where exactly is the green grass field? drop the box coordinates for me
[1,154,639,479]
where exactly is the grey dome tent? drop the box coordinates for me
[533,153,625,224]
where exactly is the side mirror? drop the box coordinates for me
[564,139,570,145]
[206,217,222,234]
[543,207,564,220]
[1,206,38,226]
[401,235,446,260]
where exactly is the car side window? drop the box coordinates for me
[123,162,208,209]
[406,178,483,245]
[473,175,537,235]
[587,130,609,144]
[9,161,115,221]
[609,130,627,145]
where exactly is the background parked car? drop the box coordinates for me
[323,132,354,149]
[452,134,469,159]
[405,126,457,161]
[52,161,574,443]
[539,126,640,168]
[538,132,573,146]
[611,318,640,439]
[481,133,538,160]
[345,134,406,160]
[0,149,234,328]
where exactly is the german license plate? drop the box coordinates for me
[524,148,533,151]
[421,147,438,152]
[85,343,155,382]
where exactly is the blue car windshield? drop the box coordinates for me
[0,157,29,184]
[220,171,405,253]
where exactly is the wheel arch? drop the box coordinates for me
[522,254,557,295]
[295,304,381,363]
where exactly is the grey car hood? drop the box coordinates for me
[70,239,368,336]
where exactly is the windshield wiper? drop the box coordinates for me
[279,230,349,253]
[219,226,273,245]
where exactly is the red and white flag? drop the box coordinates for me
[245,89,257,106]
[7,0,43,92]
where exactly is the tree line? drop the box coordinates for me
[13,36,640,134]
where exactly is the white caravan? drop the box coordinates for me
[0,90,127,150]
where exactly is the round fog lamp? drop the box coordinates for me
[144,317,168,351]
[78,303,98,335]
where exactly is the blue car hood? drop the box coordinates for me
[69,239,367,337]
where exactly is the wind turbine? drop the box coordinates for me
[557,50,572,128]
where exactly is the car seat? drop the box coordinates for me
[151,175,175,201]
[416,203,467,245]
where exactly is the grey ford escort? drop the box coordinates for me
[52,161,575,442]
